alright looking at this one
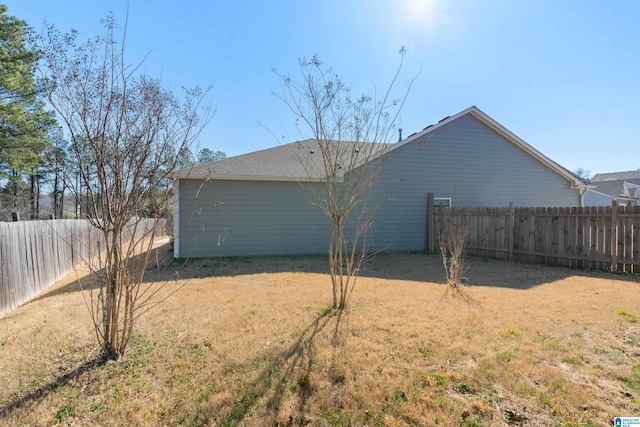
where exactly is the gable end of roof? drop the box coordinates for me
[382,106,587,188]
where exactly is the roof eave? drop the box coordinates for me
[177,173,340,183]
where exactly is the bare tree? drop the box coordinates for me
[574,167,592,182]
[33,14,213,359]
[274,51,414,310]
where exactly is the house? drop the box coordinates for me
[174,106,587,258]
[584,170,640,206]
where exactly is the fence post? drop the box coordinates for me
[611,200,618,272]
[508,202,514,261]
[427,193,435,252]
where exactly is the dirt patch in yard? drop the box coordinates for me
[1,248,639,426]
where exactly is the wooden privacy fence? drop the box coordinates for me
[0,218,170,318]
[429,199,640,272]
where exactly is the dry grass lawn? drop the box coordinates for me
[1,246,639,426]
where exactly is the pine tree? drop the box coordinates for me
[0,4,55,219]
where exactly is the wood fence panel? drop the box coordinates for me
[575,207,584,268]
[599,206,609,270]
[528,207,538,264]
[468,209,477,254]
[629,206,640,273]
[479,208,488,257]
[559,207,567,265]
[519,207,527,261]
[515,207,524,261]
[432,201,640,274]
[616,205,640,273]
[587,206,597,269]
[583,207,592,269]
[568,207,578,267]
[588,206,600,269]
[530,207,538,263]
[626,206,640,273]
[540,208,548,265]
[482,208,489,258]
[596,206,605,269]
[534,207,544,264]
[616,205,626,271]
[0,218,169,318]
[491,208,498,257]
[547,208,554,265]
[496,207,507,259]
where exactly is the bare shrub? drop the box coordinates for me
[436,206,470,294]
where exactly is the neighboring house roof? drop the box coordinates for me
[592,170,640,182]
[589,180,628,198]
[589,171,640,206]
[177,106,588,188]
[586,179,639,204]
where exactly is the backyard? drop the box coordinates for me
[0,248,639,426]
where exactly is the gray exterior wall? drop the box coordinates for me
[176,179,330,258]
[176,114,581,257]
[583,190,613,206]
[356,114,581,252]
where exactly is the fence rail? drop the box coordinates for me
[430,199,640,273]
[0,218,169,318]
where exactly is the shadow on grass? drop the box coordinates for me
[169,251,640,290]
[34,246,640,304]
[197,307,346,425]
[31,241,176,302]
[0,356,107,419]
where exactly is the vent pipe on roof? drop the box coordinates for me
[398,128,403,142]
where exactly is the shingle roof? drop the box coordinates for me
[592,170,640,182]
[177,139,388,181]
[589,180,628,198]
[588,179,640,201]
[178,106,588,188]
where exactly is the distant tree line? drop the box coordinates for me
[0,4,223,221]
[0,4,54,221]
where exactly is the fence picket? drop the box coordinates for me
[432,200,640,273]
[0,218,169,317]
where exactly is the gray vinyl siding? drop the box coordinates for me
[354,114,581,252]
[583,190,613,206]
[177,179,330,258]
[177,113,581,257]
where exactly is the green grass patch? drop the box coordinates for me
[497,350,516,363]
[455,382,473,394]
[623,368,640,395]
[563,356,581,365]
[615,308,639,323]
[54,401,79,422]
[419,345,432,358]
[324,408,351,426]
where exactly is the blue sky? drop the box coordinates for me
[6,0,640,175]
